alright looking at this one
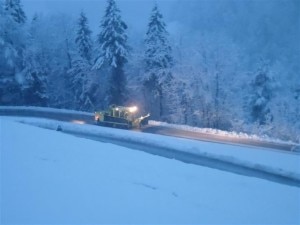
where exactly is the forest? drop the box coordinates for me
[0,0,299,142]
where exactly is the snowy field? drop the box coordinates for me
[1,118,300,224]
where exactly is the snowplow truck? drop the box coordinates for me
[94,105,150,129]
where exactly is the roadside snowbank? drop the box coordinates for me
[0,105,93,116]
[149,120,299,146]
[2,116,300,182]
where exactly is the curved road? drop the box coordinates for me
[0,107,298,152]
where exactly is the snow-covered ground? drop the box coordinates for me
[3,116,300,181]
[1,118,300,224]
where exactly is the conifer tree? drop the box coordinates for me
[68,59,94,111]
[5,0,26,24]
[0,0,26,105]
[94,0,129,106]
[75,12,93,63]
[250,59,274,125]
[22,70,48,106]
[21,15,48,106]
[67,12,94,111]
[144,4,174,120]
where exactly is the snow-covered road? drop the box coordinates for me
[0,106,298,152]
[1,118,300,224]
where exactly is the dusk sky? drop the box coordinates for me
[22,0,175,35]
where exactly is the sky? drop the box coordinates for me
[22,0,174,35]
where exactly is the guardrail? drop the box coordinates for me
[0,106,95,124]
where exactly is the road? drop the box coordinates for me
[0,107,297,152]
[69,114,296,152]
[142,126,295,151]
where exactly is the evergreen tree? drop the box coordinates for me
[94,0,129,106]
[75,12,93,63]
[22,70,48,106]
[0,0,26,105]
[5,0,26,24]
[68,58,94,111]
[67,11,94,111]
[21,15,48,106]
[250,59,274,125]
[143,4,174,120]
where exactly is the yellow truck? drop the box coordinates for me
[95,105,150,129]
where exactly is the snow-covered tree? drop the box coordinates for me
[0,0,26,105]
[249,59,275,125]
[43,14,76,109]
[143,3,174,120]
[68,58,94,111]
[21,70,48,106]
[75,12,93,63]
[67,12,95,111]
[21,15,48,106]
[68,12,94,111]
[4,0,26,24]
[169,32,243,130]
[94,0,129,106]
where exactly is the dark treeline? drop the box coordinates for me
[0,0,299,142]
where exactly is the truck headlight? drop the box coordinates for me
[129,106,138,113]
